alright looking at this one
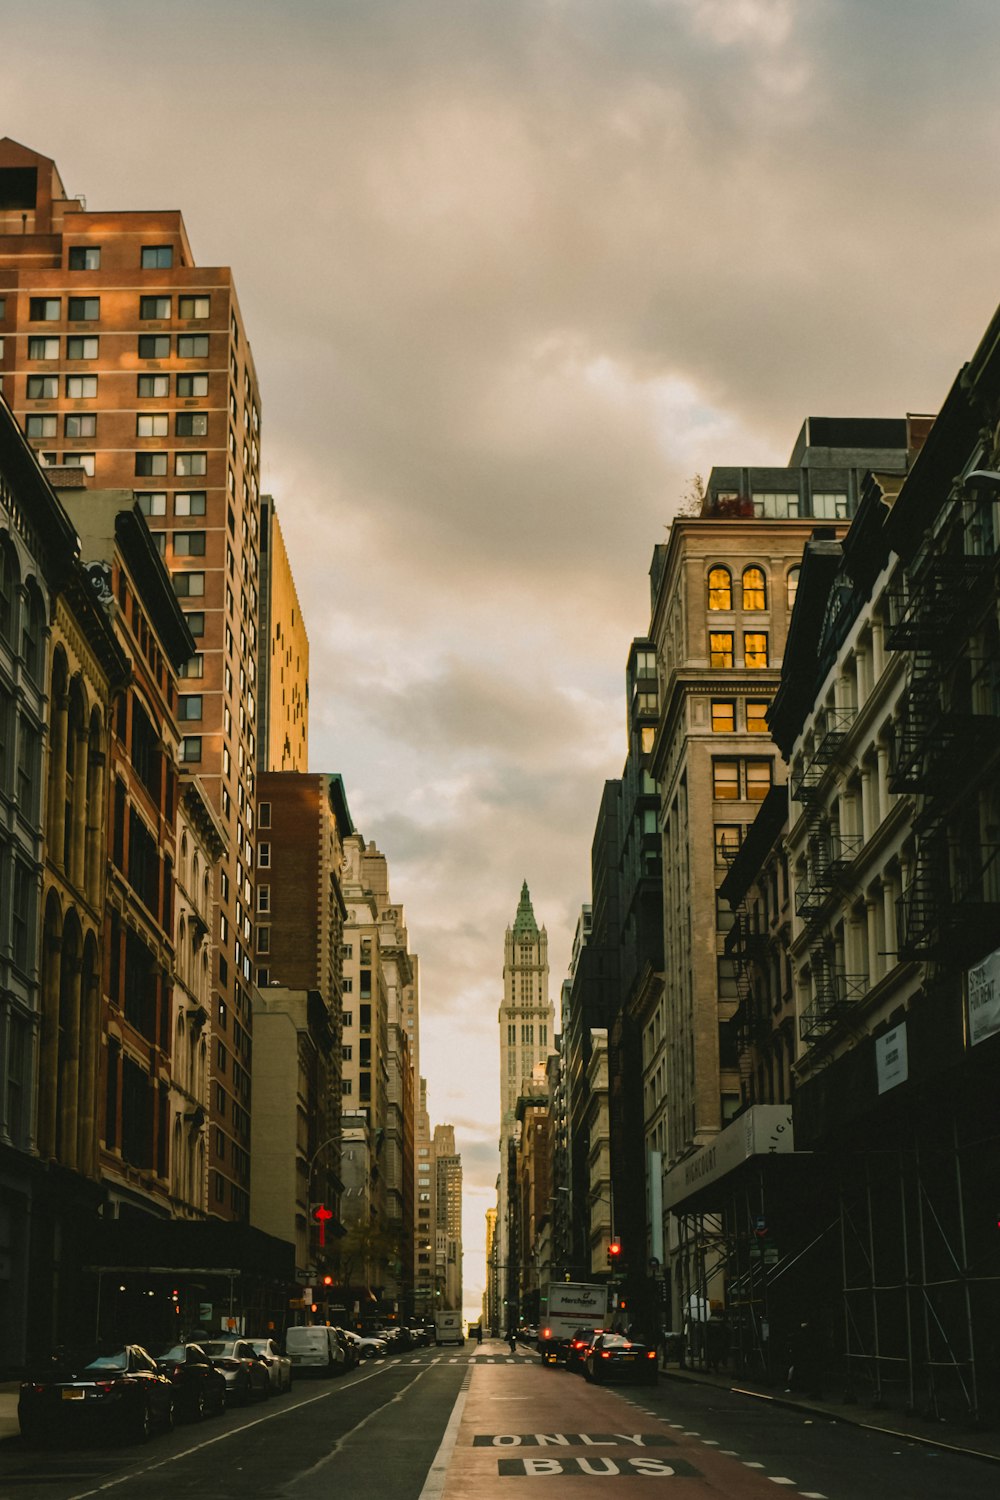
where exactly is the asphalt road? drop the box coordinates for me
[1,1343,996,1500]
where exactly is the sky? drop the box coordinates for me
[7,0,1000,1318]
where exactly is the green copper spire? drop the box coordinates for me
[512,880,539,939]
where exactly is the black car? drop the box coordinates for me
[584,1332,659,1385]
[155,1343,228,1420]
[19,1344,176,1445]
[565,1326,605,1373]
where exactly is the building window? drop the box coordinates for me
[257,926,270,954]
[62,452,94,476]
[136,492,167,516]
[29,298,60,321]
[181,736,202,762]
[746,760,772,801]
[175,491,207,515]
[179,695,202,721]
[138,334,170,358]
[175,451,207,476]
[746,700,769,734]
[28,336,59,359]
[65,413,96,437]
[174,531,206,557]
[257,886,270,913]
[741,567,767,610]
[258,801,271,828]
[27,375,58,399]
[714,824,741,865]
[176,411,209,437]
[177,372,209,397]
[26,414,56,438]
[67,336,98,359]
[812,492,848,519]
[137,376,170,402]
[66,374,97,398]
[137,413,169,437]
[258,842,270,868]
[173,571,205,597]
[178,295,210,319]
[708,566,732,610]
[67,296,100,321]
[68,245,101,270]
[341,1079,352,1095]
[141,245,173,268]
[753,491,799,518]
[712,760,740,800]
[744,633,769,669]
[343,1011,352,1027]
[179,654,203,678]
[140,295,171,320]
[709,632,734,669]
[185,611,205,637]
[135,452,167,476]
[711,701,735,733]
[787,567,800,611]
[178,334,210,359]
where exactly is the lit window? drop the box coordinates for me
[137,374,169,397]
[66,374,97,398]
[744,633,768,669]
[178,334,209,358]
[741,567,767,610]
[67,336,98,359]
[179,295,210,319]
[67,296,99,321]
[27,375,58,398]
[140,295,171,319]
[746,701,769,734]
[176,451,207,476]
[136,492,167,516]
[135,452,167,476]
[177,373,209,397]
[712,760,739,800]
[28,337,59,359]
[29,298,60,321]
[65,413,96,437]
[711,701,735,733]
[68,246,101,270]
[746,761,772,801]
[138,335,170,358]
[708,567,732,610]
[141,245,173,268]
[709,632,734,669]
[137,413,168,437]
[174,491,206,515]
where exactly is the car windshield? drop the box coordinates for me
[600,1336,632,1349]
[158,1346,188,1362]
[200,1342,235,1357]
[83,1352,129,1372]
[247,1341,272,1354]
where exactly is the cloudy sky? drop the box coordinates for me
[8,0,1000,1315]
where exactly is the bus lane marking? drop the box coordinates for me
[497,1456,699,1477]
[473,1433,676,1448]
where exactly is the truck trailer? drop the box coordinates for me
[434,1310,465,1346]
[537,1282,609,1365]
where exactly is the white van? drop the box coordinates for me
[285,1325,345,1375]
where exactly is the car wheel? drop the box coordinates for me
[193,1390,206,1421]
[132,1401,153,1444]
[164,1398,176,1432]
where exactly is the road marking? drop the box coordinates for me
[743,1461,765,1468]
[701,1439,719,1445]
[769,1481,796,1487]
[799,1493,828,1498]
[417,1370,471,1500]
[721,1449,739,1455]
[61,1363,394,1499]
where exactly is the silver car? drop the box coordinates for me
[247,1337,293,1393]
[200,1338,270,1406]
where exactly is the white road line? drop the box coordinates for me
[63,1364,393,1500]
[721,1449,739,1455]
[417,1370,471,1500]
[799,1493,828,1498]
[769,1480,797,1487]
[701,1439,719,1445]
[743,1461,765,1468]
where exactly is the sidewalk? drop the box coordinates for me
[659,1361,1000,1466]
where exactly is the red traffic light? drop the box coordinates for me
[607,1241,622,1264]
[322,1274,333,1286]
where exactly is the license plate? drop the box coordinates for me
[62,1389,85,1400]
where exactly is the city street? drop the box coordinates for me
[1,1340,997,1500]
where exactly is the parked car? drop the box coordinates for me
[285,1324,346,1375]
[200,1338,270,1405]
[565,1327,606,1374]
[355,1334,388,1360]
[584,1332,659,1385]
[19,1344,175,1446]
[155,1343,227,1421]
[246,1337,293,1393]
[340,1329,365,1367]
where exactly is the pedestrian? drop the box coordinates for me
[507,1328,517,1355]
[476,1323,483,1345]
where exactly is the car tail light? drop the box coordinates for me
[646,1351,656,1359]
[541,1328,551,1339]
[94,1379,124,1393]
[600,1352,611,1359]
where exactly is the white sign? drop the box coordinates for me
[876,1023,908,1094]
[968,947,1000,1047]
[662,1106,795,1210]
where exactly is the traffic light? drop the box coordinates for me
[607,1240,622,1267]
[322,1274,333,1287]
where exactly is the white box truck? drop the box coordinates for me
[434,1310,465,1346]
[537,1282,608,1365]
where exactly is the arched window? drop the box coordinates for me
[741,566,767,611]
[0,538,20,646]
[22,581,46,683]
[787,567,800,611]
[707,567,732,611]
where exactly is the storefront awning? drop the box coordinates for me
[663,1105,798,1212]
